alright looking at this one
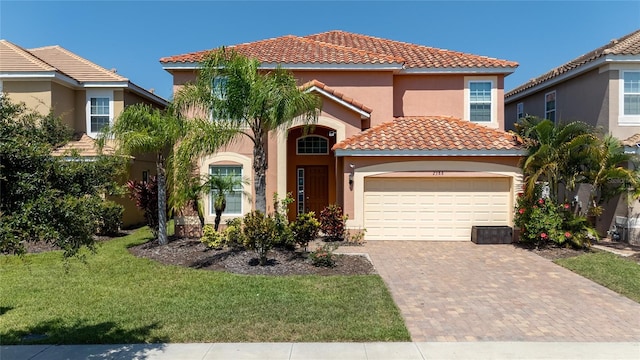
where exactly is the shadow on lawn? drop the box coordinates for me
[0,318,168,347]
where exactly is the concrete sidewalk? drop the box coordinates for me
[2,342,639,360]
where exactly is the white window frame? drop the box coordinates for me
[545,91,556,123]
[619,70,640,125]
[464,76,497,127]
[209,165,243,216]
[85,89,114,138]
[212,76,228,100]
[516,102,524,120]
[296,135,329,155]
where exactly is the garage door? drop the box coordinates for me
[364,177,511,241]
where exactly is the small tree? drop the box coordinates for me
[99,104,185,245]
[127,176,160,236]
[204,173,249,231]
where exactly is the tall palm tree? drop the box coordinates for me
[173,48,321,213]
[517,117,596,202]
[204,173,250,231]
[98,104,185,245]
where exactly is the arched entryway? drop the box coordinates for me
[286,125,337,220]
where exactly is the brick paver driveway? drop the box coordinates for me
[340,242,640,342]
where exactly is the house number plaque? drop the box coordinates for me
[432,171,444,176]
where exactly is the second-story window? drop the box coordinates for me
[212,76,228,100]
[516,102,524,120]
[545,91,556,123]
[469,81,492,122]
[623,71,640,116]
[86,89,113,137]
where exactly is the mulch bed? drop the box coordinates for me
[128,237,376,276]
[515,240,640,264]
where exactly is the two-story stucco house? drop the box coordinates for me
[0,39,168,226]
[160,31,522,241]
[504,29,640,241]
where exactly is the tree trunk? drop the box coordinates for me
[253,129,267,213]
[157,153,168,245]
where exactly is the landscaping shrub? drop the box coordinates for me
[201,224,226,249]
[127,177,160,236]
[514,187,597,248]
[346,228,367,245]
[272,192,295,249]
[242,211,276,265]
[309,243,338,267]
[224,217,245,249]
[291,211,320,251]
[96,201,124,236]
[319,204,347,241]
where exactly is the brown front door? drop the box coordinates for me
[298,165,328,215]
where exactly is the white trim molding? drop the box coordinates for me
[305,86,371,119]
[619,69,640,126]
[199,152,253,224]
[85,89,114,139]
[464,76,498,128]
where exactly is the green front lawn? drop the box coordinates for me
[0,228,409,344]
[555,251,640,303]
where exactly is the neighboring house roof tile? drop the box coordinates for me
[506,29,640,98]
[160,30,517,70]
[622,133,640,147]
[28,45,128,82]
[52,133,116,157]
[333,116,521,151]
[0,39,56,72]
[300,79,373,114]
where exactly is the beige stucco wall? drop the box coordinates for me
[394,75,462,118]
[50,82,76,128]
[293,70,395,127]
[3,80,52,115]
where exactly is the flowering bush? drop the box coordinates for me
[514,188,597,248]
[309,243,338,267]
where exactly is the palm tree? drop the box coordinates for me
[98,104,184,245]
[173,48,321,213]
[583,134,640,215]
[517,117,596,202]
[204,173,250,231]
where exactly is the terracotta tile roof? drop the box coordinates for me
[506,29,640,98]
[160,30,517,70]
[300,79,373,114]
[28,45,127,82]
[161,35,402,65]
[305,30,518,69]
[333,116,521,152]
[0,40,56,72]
[622,133,640,147]
[52,133,116,157]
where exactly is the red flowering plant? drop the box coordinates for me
[514,185,597,248]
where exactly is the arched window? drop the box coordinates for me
[297,136,328,154]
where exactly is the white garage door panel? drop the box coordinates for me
[364,177,510,241]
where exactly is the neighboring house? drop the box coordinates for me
[160,30,522,241]
[0,39,168,227]
[504,29,640,241]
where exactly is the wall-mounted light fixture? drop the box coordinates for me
[348,163,355,187]
[328,130,336,137]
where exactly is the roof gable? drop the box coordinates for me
[0,39,56,72]
[301,79,372,118]
[333,116,521,154]
[28,45,127,82]
[506,29,640,98]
